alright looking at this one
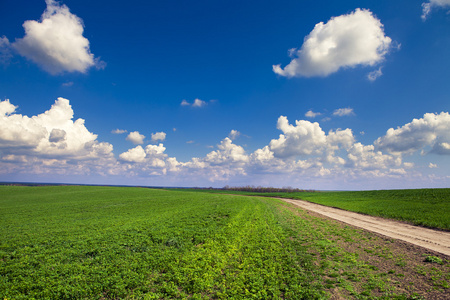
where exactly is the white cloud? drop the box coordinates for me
[269,116,327,158]
[193,99,206,107]
[429,163,438,168]
[375,112,450,155]
[273,9,392,78]
[0,98,113,162]
[422,0,450,20]
[111,129,127,134]
[0,99,17,116]
[126,131,145,145]
[119,145,146,163]
[205,138,249,165]
[333,108,355,117]
[151,131,166,142]
[1,98,448,189]
[181,98,209,108]
[367,67,383,81]
[345,143,401,170]
[228,130,241,140]
[119,143,180,175]
[305,110,321,118]
[11,0,103,74]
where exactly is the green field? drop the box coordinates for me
[188,188,450,231]
[1,186,449,299]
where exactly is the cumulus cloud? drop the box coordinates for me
[178,115,417,186]
[111,129,127,134]
[346,143,401,170]
[305,110,321,118]
[333,108,355,117]
[273,9,392,78]
[119,145,146,163]
[0,98,113,162]
[182,138,250,181]
[151,132,166,142]
[375,112,450,155]
[10,0,103,74]
[1,98,447,188]
[422,0,450,20]
[126,131,145,145]
[228,130,241,140]
[119,143,180,175]
[269,116,327,158]
[205,138,249,165]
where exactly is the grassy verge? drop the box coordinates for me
[182,188,450,231]
[1,186,448,299]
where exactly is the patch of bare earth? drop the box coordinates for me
[277,200,450,300]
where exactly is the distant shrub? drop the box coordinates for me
[222,185,315,193]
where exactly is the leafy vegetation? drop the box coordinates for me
[194,188,450,231]
[1,186,448,299]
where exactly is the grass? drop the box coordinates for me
[1,185,449,299]
[186,188,450,231]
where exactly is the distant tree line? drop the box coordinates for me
[222,185,315,193]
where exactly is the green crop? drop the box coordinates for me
[0,186,325,299]
[1,186,448,299]
[190,188,450,231]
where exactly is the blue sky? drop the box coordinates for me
[1,0,450,190]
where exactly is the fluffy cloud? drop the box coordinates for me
[151,132,166,142]
[193,99,206,107]
[205,138,249,165]
[11,0,103,74]
[119,145,146,163]
[0,97,114,177]
[333,108,355,117]
[111,129,127,134]
[346,143,402,170]
[126,131,145,145]
[182,138,249,181]
[422,0,450,20]
[375,112,450,155]
[1,98,447,188]
[269,116,327,158]
[119,143,180,175]
[228,130,241,140]
[305,110,321,118]
[273,9,392,78]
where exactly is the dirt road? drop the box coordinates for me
[280,198,450,256]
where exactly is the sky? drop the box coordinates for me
[1,0,450,190]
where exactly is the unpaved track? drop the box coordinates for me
[280,198,450,256]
